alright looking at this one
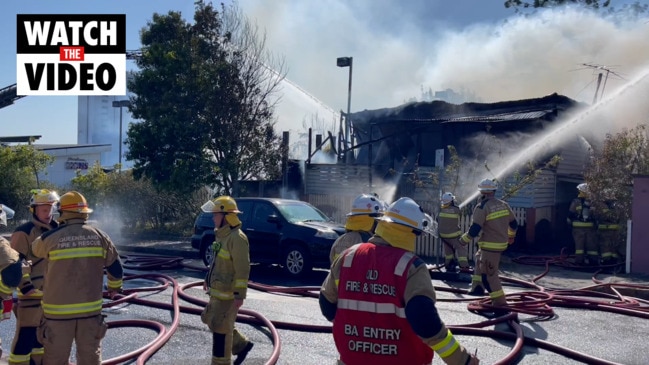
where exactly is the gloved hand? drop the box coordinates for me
[460,233,471,244]
[2,298,13,320]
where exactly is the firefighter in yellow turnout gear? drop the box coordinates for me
[329,194,386,265]
[568,183,598,265]
[595,199,622,265]
[31,191,123,365]
[461,179,518,308]
[200,196,253,365]
[9,189,60,365]
[438,192,470,272]
[0,204,26,359]
[320,197,480,365]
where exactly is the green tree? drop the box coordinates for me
[0,145,53,222]
[127,0,285,196]
[583,125,649,224]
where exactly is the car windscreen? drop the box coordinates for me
[277,203,329,223]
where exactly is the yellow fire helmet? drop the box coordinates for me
[201,196,242,214]
[58,191,93,213]
[201,196,242,227]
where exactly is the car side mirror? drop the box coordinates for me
[267,215,280,224]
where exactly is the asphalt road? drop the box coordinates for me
[0,240,647,364]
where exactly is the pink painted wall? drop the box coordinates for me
[631,176,649,274]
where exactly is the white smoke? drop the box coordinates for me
[237,2,649,119]
[236,1,649,201]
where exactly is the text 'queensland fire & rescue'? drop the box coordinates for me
[16,14,126,96]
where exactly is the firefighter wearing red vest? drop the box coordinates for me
[9,189,60,365]
[320,197,480,365]
[438,192,470,272]
[568,183,597,265]
[0,204,26,360]
[461,179,517,309]
[31,191,123,365]
[329,194,386,265]
[200,196,253,365]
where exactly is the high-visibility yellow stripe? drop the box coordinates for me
[9,353,30,362]
[486,209,509,221]
[445,254,454,260]
[49,247,105,261]
[107,279,122,289]
[438,212,459,219]
[234,279,248,289]
[587,251,599,256]
[471,275,482,283]
[32,347,44,355]
[18,289,43,299]
[385,211,418,227]
[217,249,231,260]
[575,249,584,254]
[0,278,13,295]
[598,224,619,230]
[478,241,508,251]
[489,289,505,299]
[440,231,462,238]
[42,299,103,315]
[572,222,594,227]
[431,329,460,358]
[209,288,234,300]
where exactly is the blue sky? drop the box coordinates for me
[1,1,647,145]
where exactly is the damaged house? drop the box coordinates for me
[304,93,594,253]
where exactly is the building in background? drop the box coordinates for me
[77,94,135,169]
[35,144,111,187]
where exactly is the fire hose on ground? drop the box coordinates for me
[94,253,649,364]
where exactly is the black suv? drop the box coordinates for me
[191,197,345,276]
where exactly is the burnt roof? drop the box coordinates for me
[351,93,585,133]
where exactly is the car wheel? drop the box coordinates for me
[283,245,312,276]
[200,237,215,267]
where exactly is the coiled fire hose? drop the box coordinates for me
[97,253,649,364]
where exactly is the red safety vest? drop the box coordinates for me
[333,243,434,365]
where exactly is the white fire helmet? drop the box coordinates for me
[347,194,386,216]
[377,197,433,233]
[478,178,498,192]
[577,183,589,193]
[441,192,455,205]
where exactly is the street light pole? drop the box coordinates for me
[337,56,353,162]
[112,100,130,172]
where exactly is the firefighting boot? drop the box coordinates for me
[445,260,458,273]
[467,286,485,296]
[233,342,254,365]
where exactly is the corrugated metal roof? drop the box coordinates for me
[443,110,551,123]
